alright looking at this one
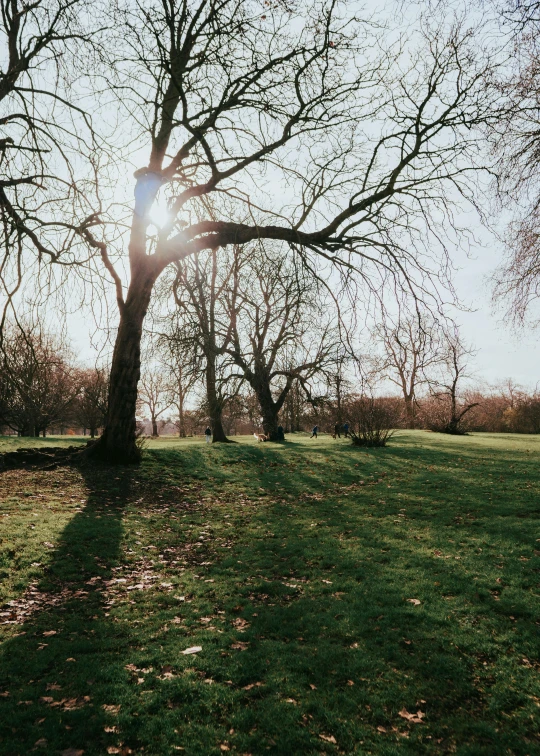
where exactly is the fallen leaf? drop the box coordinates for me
[220,746,230,752]
[66,657,76,662]
[34,738,47,747]
[182,646,202,655]
[124,664,138,672]
[406,599,421,606]
[46,683,62,691]
[102,704,121,714]
[242,682,264,691]
[309,684,317,690]
[398,708,425,724]
[43,630,57,637]
[285,697,297,704]
[104,726,118,733]
[319,734,337,744]
[61,750,84,756]
[230,642,249,651]
[107,748,121,755]
[377,726,386,733]
[40,696,54,703]
[0,692,9,697]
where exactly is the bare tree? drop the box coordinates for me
[425,329,479,434]
[1,1,497,462]
[163,246,242,442]
[224,245,338,440]
[73,367,108,437]
[374,312,443,427]
[139,369,173,437]
[489,1,540,324]
[0,0,101,330]
[0,322,78,435]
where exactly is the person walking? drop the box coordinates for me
[204,426,212,444]
[334,422,341,438]
[343,421,349,438]
[310,424,319,439]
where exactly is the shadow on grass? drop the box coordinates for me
[0,463,138,756]
[0,436,538,755]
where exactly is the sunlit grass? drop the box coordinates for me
[0,432,539,754]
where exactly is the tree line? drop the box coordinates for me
[2,301,539,442]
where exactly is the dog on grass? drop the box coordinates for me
[254,432,268,442]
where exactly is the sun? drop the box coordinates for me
[149,197,170,230]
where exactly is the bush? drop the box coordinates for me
[347,396,402,447]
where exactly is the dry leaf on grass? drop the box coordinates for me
[242,682,264,691]
[319,734,337,744]
[406,599,421,606]
[102,704,121,714]
[398,708,425,724]
[377,726,386,733]
[61,749,84,756]
[43,630,57,636]
[182,646,202,655]
[230,642,249,651]
[34,738,47,747]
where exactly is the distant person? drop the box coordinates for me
[310,425,319,438]
[333,422,341,438]
[204,426,212,444]
[343,421,349,438]
[277,425,285,441]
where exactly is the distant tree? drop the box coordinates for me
[424,330,479,434]
[165,247,243,443]
[0,324,77,436]
[375,312,443,428]
[139,369,173,437]
[224,246,338,441]
[73,368,108,437]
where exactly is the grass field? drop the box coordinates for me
[0,431,539,755]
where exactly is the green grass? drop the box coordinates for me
[0,431,539,755]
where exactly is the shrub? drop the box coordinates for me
[347,396,402,447]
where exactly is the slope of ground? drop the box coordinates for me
[0,432,538,755]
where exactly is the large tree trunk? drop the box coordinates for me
[404,395,415,429]
[88,264,157,464]
[151,417,159,437]
[256,384,280,441]
[206,359,230,443]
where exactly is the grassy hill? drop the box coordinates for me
[0,431,538,755]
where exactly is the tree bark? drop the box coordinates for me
[206,358,230,443]
[257,384,280,441]
[151,418,159,437]
[178,382,185,437]
[88,263,157,464]
[404,395,415,429]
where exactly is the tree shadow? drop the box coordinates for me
[0,463,138,755]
